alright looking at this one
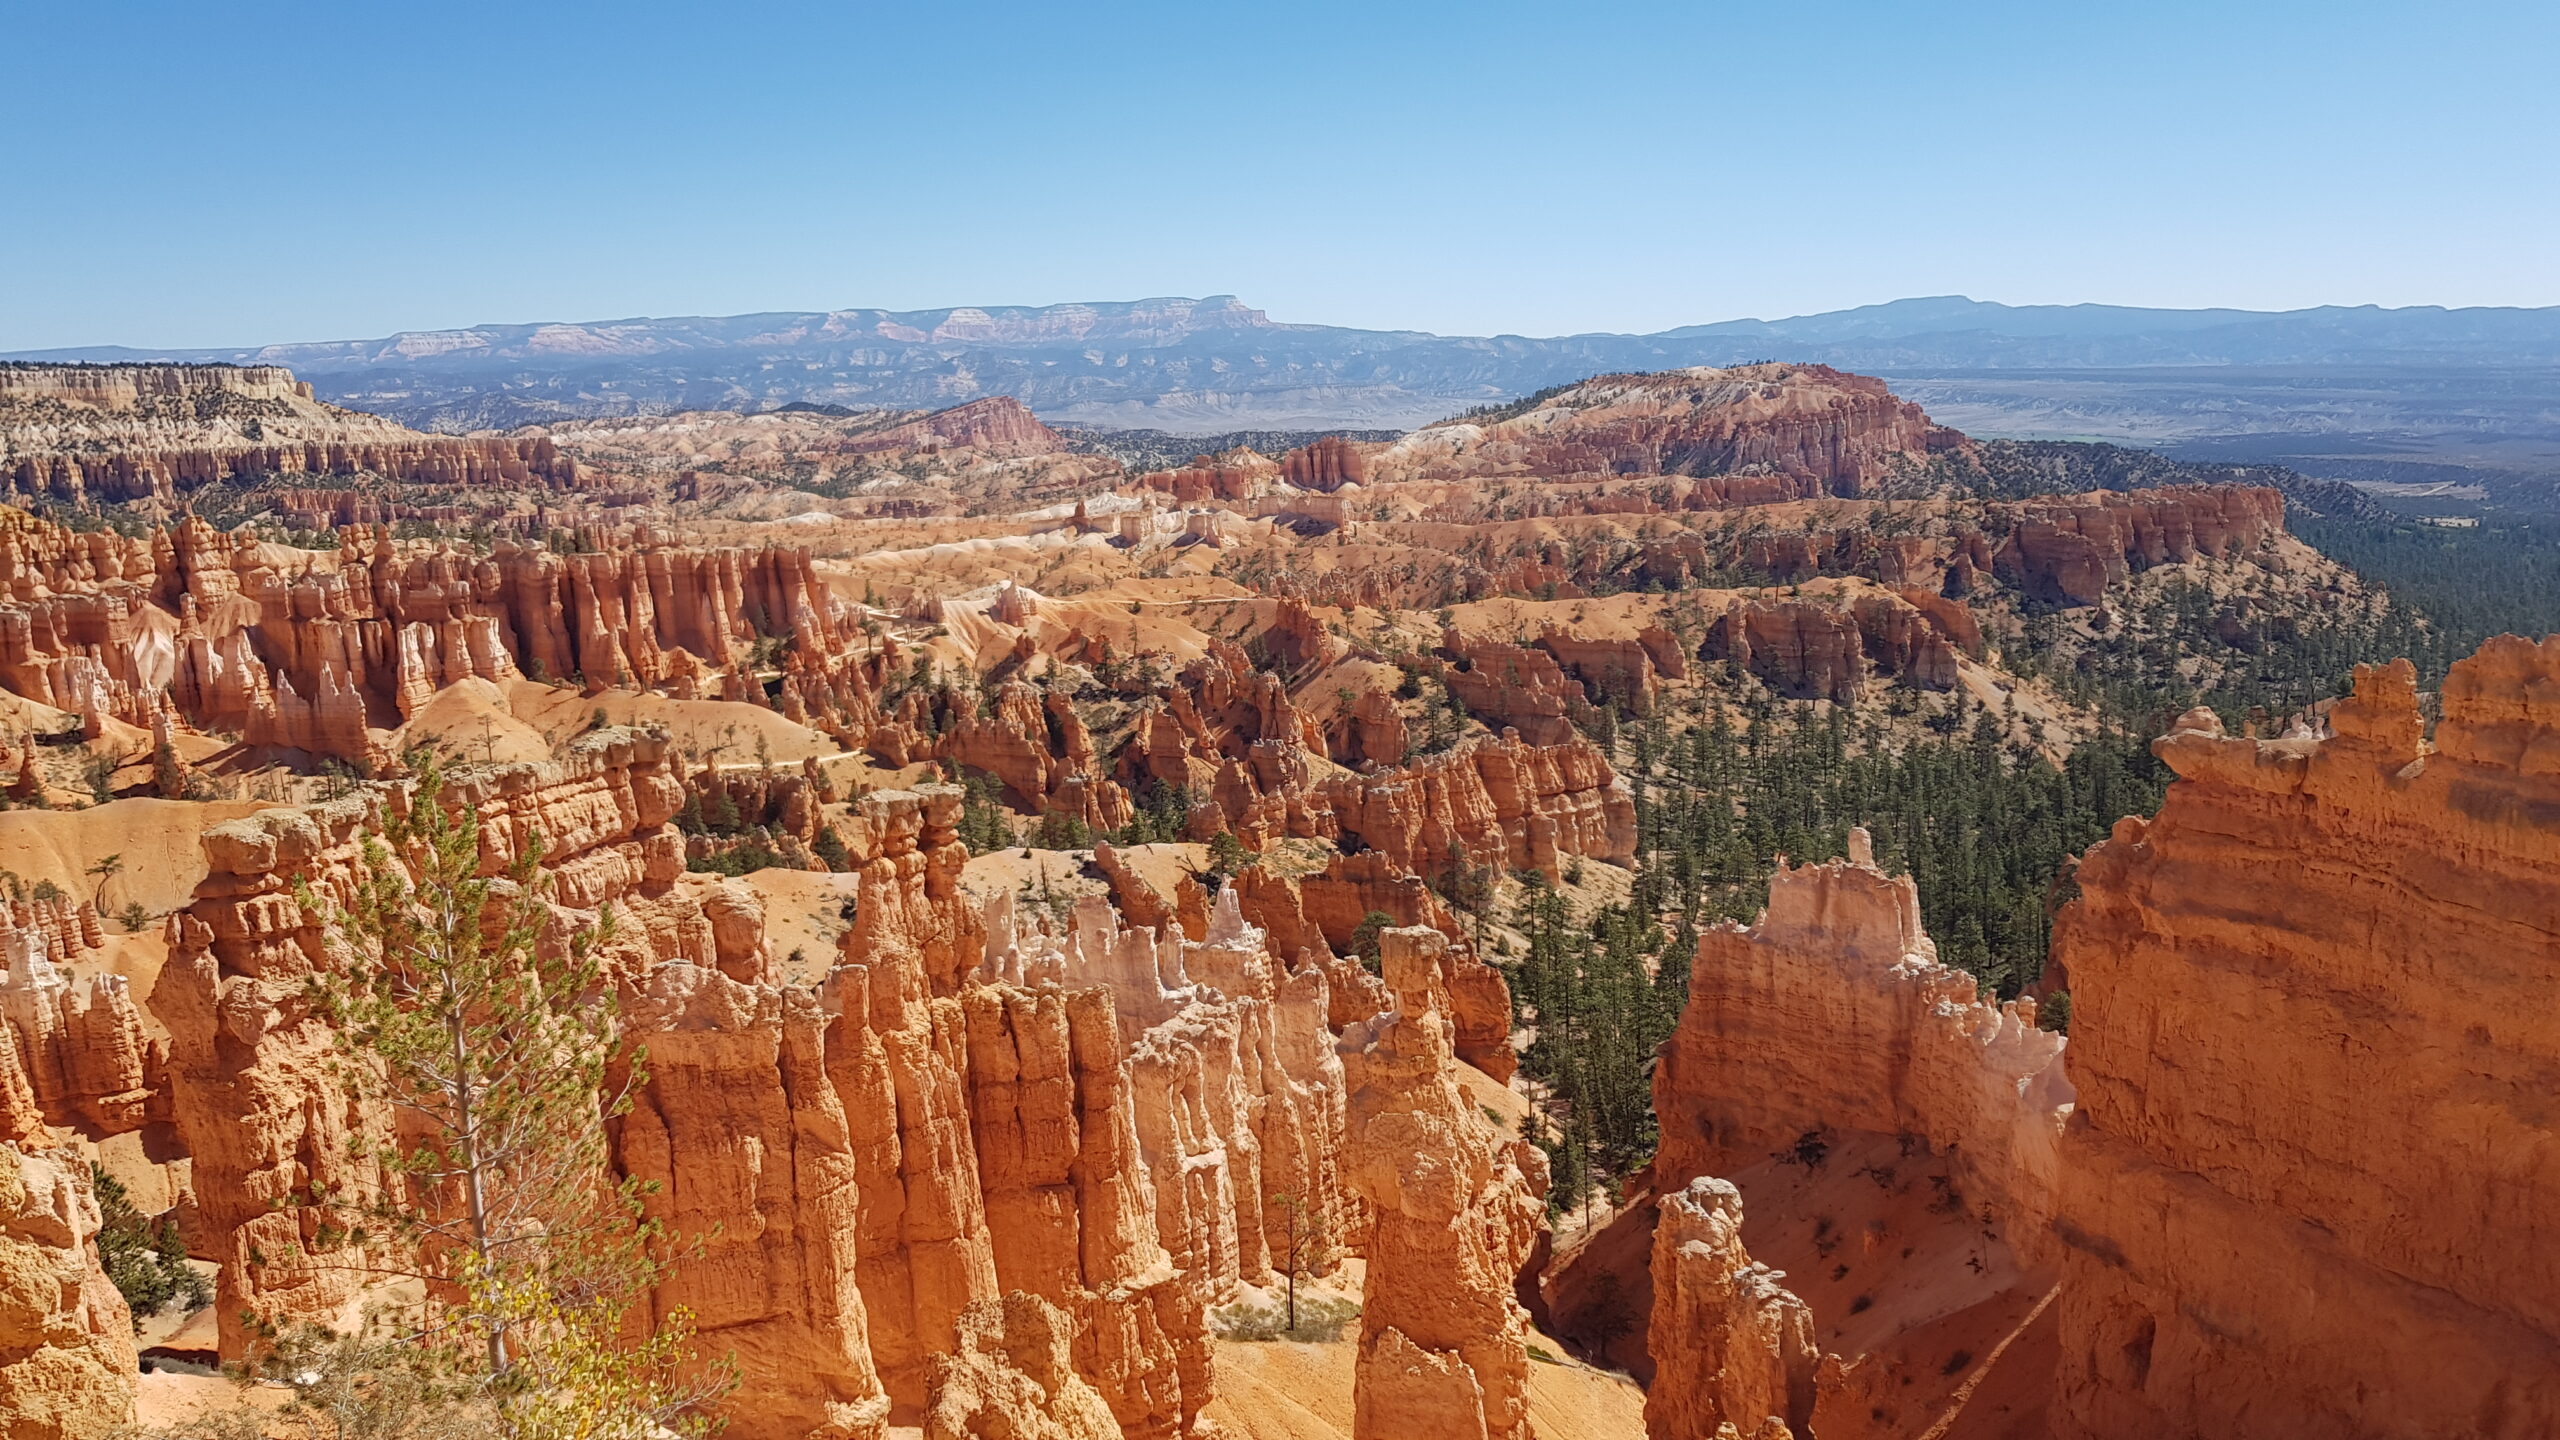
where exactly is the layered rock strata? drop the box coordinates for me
[2048,642,2560,1438]
[150,728,704,1355]
[922,1291,1124,1440]
[0,506,852,758]
[1652,831,2072,1253]
[0,363,579,503]
[1364,364,1969,495]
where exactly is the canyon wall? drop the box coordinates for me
[0,506,845,758]
[1652,831,2072,1253]
[0,362,581,502]
[2049,642,2560,1438]
[138,745,1403,1438]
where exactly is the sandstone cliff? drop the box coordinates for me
[1343,928,1545,1440]
[2048,641,2560,1438]
[0,506,849,758]
[923,1291,1125,1440]
[1652,832,2071,1247]
[0,363,578,503]
[1646,1177,1817,1440]
[0,1144,136,1440]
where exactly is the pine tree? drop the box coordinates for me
[297,755,730,1437]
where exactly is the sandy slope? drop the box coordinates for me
[0,797,281,916]
[1206,1328,1647,1440]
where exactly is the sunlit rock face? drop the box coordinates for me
[2050,641,2560,1439]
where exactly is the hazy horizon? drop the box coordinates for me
[19,292,2560,361]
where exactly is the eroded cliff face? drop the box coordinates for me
[1542,832,2073,1438]
[1646,1178,1817,1440]
[922,1291,1125,1440]
[0,363,579,503]
[1652,834,2071,1259]
[1342,928,1545,1440]
[149,728,720,1354]
[0,506,847,759]
[0,919,153,1145]
[0,1144,136,1440]
[2049,642,2560,1439]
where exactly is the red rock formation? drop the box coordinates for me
[1532,624,1689,715]
[1646,1177,1818,1440]
[617,960,893,1440]
[1313,731,1636,882]
[152,728,704,1355]
[0,505,859,759]
[827,787,1001,1409]
[1330,687,1408,768]
[1653,832,2071,1269]
[1369,364,1968,495]
[0,363,578,502]
[1547,832,2071,1427]
[1703,585,1979,699]
[0,1144,137,1440]
[0,934,154,1143]
[1374,925,1515,1086]
[2049,642,2560,1439]
[837,396,1064,459]
[921,1291,1124,1440]
[1706,602,1867,702]
[1343,929,1544,1440]
[1138,448,1279,504]
[1441,628,1579,746]
[1993,486,2282,605]
[1281,435,1370,492]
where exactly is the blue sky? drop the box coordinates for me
[5,0,2555,350]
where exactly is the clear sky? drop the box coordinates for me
[5,0,2556,351]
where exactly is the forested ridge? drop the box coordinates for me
[1499,493,2560,1213]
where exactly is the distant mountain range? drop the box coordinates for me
[16,295,2560,508]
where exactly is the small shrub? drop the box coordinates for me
[1209,1293,1359,1343]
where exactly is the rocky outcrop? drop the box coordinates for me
[1367,364,1968,495]
[151,728,703,1356]
[1441,629,1579,746]
[838,396,1063,459]
[0,506,853,758]
[1281,436,1370,492]
[827,788,1000,1410]
[1646,1177,1818,1440]
[1702,585,1979,700]
[962,971,1206,1439]
[2048,641,2560,1439]
[616,959,894,1440]
[1653,831,2071,1268]
[1532,625,1689,715]
[1343,928,1544,1440]
[0,364,578,503]
[1546,831,2072,1418]
[1315,731,1636,881]
[0,930,153,1144]
[0,1145,136,1440]
[1992,486,2282,604]
[922,1291,1124,1440]
[1138,449,1279,505]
